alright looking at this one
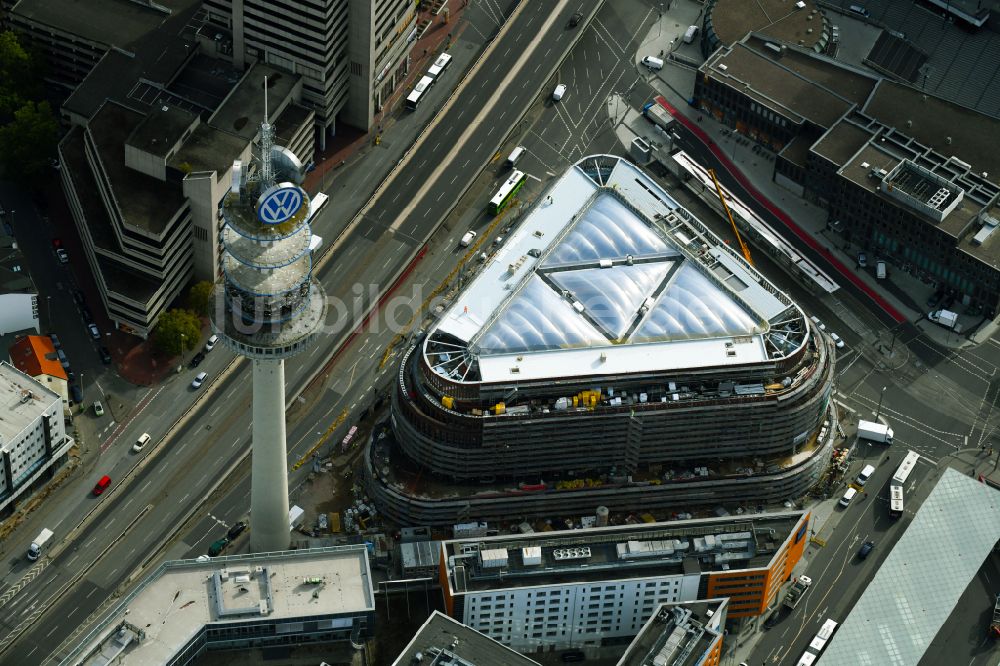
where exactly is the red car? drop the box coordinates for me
[92,475,111,496]
[51,238,63,250]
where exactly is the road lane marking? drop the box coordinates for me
[85,587,99,599]
[389,0,573,234]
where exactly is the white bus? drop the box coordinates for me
[809,618,839,652]
[889,484,904,518]
[307,192,329,222]
[795,652,817,666]
[892,450,920,487]
[405,75,435,111]
[427,52,453,79]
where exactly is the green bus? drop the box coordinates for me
[488,170,527,215]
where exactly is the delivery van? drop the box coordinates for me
[856,464,875,486]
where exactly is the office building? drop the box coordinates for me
[0,361,72,516]
[0,224,39,336]
[394,611,541,666]
[439,512,810,651]
[617,600,727,666]
[371,155,836,525]
[58,59,313,338]
[59,546,375,666]
[204,0,416,139]
[8,335,68,409]
[694,35,1000,316]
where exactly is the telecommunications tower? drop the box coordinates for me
[212,87,327,552]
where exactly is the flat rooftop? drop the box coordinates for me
[865,80,1000,182]
[393,611,540,666]
[168,123,248,175]
[704,42,876,129]
[443,512,805,595]
[0,362,60,446]
[10,0,196,48]
[69,547,374,666]
[838,143,980,243]
[209,63,300,141]
[708,0,827,51]
[127,105,198,158]
[811,119,873,166]
[618,600,726,666]
[88,102,188,236]
[425,155,805,385]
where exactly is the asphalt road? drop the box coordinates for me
[0,1,603,662]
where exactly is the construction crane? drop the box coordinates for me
[707,168,754,267]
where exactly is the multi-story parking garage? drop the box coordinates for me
[368,155,836,525]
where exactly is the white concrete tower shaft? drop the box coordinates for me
[250,358,289,551]
[211,95,327,554]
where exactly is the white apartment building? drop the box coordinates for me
[0,362,72,516]
[206,0,416,142]
[441,513,810,651]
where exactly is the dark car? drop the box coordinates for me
[227,520,248,541]
[99,346,112,364]
[568,11,583,27]
[72,289,86,306]
[70,384,83,404]
[81,305,93,323]
[52,238,63,250]
[858,540,875,559]
[857,251,868,268]
[190,351,206,368]
[208,537,230,557]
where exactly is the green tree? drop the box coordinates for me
[0,100,58,184]
[187,280,215,315]
[0,31,43,119]
[153,309,202,357]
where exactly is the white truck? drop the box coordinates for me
[857,419,893,444]
[27,528,54,561]
[683,25,700,44]
[929,309,958,330]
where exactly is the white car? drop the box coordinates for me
[191,371,207,389]
[552,84,567,101]
[829,332,845,349]
[88,323,100,339]
[460,230,477,247]
[205,334,219,351]
[55,248,69,264]
[133,432,151,453]
[809,315,826,331]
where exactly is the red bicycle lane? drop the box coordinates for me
[655,95,906,325]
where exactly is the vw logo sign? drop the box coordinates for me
[257,183,305,225]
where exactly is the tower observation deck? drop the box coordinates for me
[211,97,327,552]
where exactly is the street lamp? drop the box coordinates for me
[874,385,887,422]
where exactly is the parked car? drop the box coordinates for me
[70,384,83,404]
[93,401,104,417]
[552,83,567,101]
[50,334,61,349]
[858,540,875,559]
[208,537,230,557]
[857,252,868,268]
[205,334,219,351]
[190,351,206,368]
[809,315,826,331]
[99,346,112,364]
[81,305,93,323]
[829,332,845,349]
[72,289,86,306]
[55,248,69,264]
[227,520,248,540]
[88,323,100,340]
[191,371,208,389]
[568,11,582,27]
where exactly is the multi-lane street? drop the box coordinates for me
[0,1,612,662]
[3,1,1000,664]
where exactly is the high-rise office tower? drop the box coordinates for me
[205,0,417,142]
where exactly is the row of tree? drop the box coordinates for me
[0,31,58,185]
